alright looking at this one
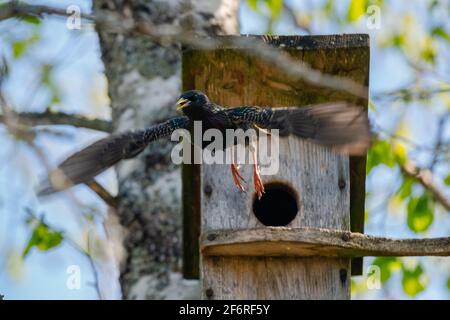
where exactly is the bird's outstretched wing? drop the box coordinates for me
[38,116,190,196]
[225,102,371,155]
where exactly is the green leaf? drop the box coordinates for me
[22,222,63,258]
[366,140,396,174]
[41,64,61,106]
[431,26,450,42]
[247,0,258,10]
[407,193,434,233]
[444,174,450,186]
[21,15,41,25]
[11,33,40,59]
[397,176,414,200]
[347,0,367,22]
[421,46,437,65]
[382,34,405,49]
[246,0,283,20]
[323,0,334,15]
[12,41,28,59]
[266,0,283,20]
[373,257,401,284]
[402,263,427,297]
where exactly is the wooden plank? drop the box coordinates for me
[201,228,450,257]
[202,256,350,299]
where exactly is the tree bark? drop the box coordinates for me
[92,0,238,299]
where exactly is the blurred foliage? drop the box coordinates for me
[373,257,401,284]
[12,32,39,59]
[347,0,368,22]
[406,192,435,233]
[22,216,64,258]
[247,0,283,33]
[402,261,428,297]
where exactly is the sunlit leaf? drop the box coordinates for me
[388,194,404,215]
[397,176,414,200]
[373,257,401,284]
[11,33,39,59]
[393,142,407,164]
[407,193,434,233]
[12,41,28,59]
[246,0,282,20]
[421,46,437,65]
[247,0,258,10]
[266,0,283,19]
[402,263,428,297]
[347,0,367,22]
[366,139,396,174]
[444,174,450,186]
[21,15,41,25]
[22,222,64,258]
[431,26,450,42]
[382,34,405,49]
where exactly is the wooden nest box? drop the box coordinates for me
[182,34,370,299]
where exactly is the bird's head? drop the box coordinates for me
[176,90,209,113]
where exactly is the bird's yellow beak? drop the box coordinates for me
[176,98,190,110]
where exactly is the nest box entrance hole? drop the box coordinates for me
[252,182,299,226]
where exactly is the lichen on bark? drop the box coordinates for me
[92,0,237,299]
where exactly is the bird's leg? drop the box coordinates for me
[230,146,245,192]
[230,163,245,192]
[250,140,265,200]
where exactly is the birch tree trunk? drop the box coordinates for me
[92,0,238,299]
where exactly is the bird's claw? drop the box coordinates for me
[231,164,246,192]
[253,165,265,200]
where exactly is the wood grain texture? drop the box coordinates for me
[201,228,450,257]
[202,256,350,299]
[182,34,369,299]
[201,139,350,230]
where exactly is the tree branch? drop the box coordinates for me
[0,0,93,21]
[282,3,311,34]
[0,1,369,99]
[401,160,450,211]
[0,110,112,132]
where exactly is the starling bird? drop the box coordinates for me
[38,90,370,198]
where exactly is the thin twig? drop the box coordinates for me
[373,86,450,102]
[282,3,311,34]
[0,0,94,21]
[86,180,117,208]
[400,160,450,211]
[0,110,112,132]
[430,112,450,169]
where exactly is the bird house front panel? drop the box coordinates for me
[182,35,369,299]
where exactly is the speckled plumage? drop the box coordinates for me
[38,90,370,196]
